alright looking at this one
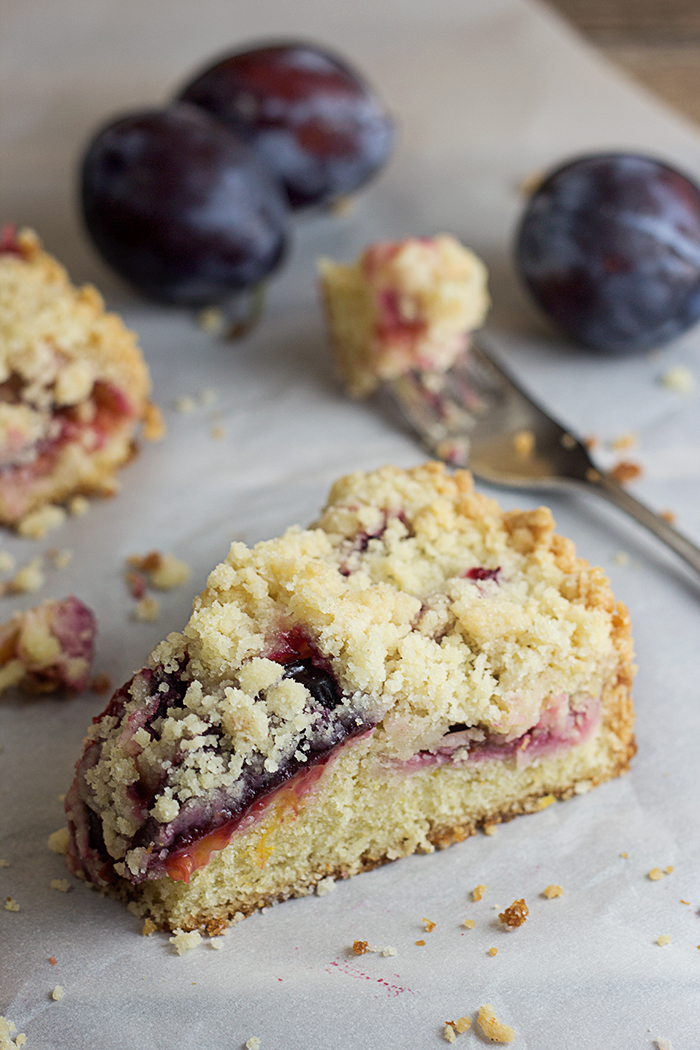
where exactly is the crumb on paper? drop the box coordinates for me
[6,557,45,594]
[609,431,637,451]
[535,793,557,809]
[142,918,157,937]
[415,939,426,946]
[209,938,225,950]
[543,884,564,899]
[680,899,690,906]
[613,551,630,567]
[0,859,9,868]
[169,929,202,955]
[211,424,226,440]
[559,431,577,450]
[665,865,674,874]
[573,780,592,795]
[142,402,166,441]
[0,1016,27,1049]
[48,827,69,855]
[648,868,665,881]
[174,395,197,414]
[488,947,498,956]
[483,823,498,836]
[380,946,397,957]
[49,956,57,966]
[51,986,64,1002]
[657,934,671,946]
[128,551,190,590]
[620,852,628,859]
[133,596,160,622]
[68,495,90,517]
[443,1024,457,1044]
[513,429,535,458]
[352,940,368,955]
[315,876,336,896]
[0,552,15,574]
[463,918,476,929]
[609,460,642,484]
[17,505,66,540]
[49,879,70,893]
[477,1004,515,1043]
[422,917,436,932]
[244,1038,261,1050]
[5,897,19,911]
[660,365,696,395]
[583,434,598,450]
[655,1038,673,1050]
[48,548,73,570]
[499,899,528,928]
[660,509,677,524]
[444,1016,471,1039]
[91,672,111,695]
[472,884,487,901]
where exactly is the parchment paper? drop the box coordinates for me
[1,1,699,1046]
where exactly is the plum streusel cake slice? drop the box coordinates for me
[65,463,635,933]
[318,235,490,396]
[0,227,162,526]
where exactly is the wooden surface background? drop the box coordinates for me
[548,0,700,125]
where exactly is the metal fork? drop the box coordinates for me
[390,341,700,579]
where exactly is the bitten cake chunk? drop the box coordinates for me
[65,463,635,933]
[0,227,162,526]
[318,234,490,396]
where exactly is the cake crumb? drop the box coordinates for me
[472,884,487,901]
[443,1024,457,1043]
[535,793,556,809]
[68,495,90,517]
[142,918,157,936]
[380,946,397,957]
[620,852,628,859]
[499,899,528,928]
[133,596,160,622]
[665,865,674,874]
[49,548,73,570]
[197,307,225,335]
[483,823,498,836]
[660,365,696,395]
[660,509,677,525]
[612,551,630,567]
[6,557,45,594]
[91,672,111,695]
[421,917,436,932]
[352,940,369,955]
[680,899,690,905]
[655,1038,673,1050]
[169,929,202,955]
[128,551,191,590]
[244,1038,261,1050]
[142,402,166,441]
[209,938,225,950]
[477,1004,515,1043]
[315,876,336,896]
[0,552,15,574]
[488,947,498,956]
[49,956,57,965]
[657,934,671,946]
[0,1017,27,1049]
[48,827,70,854]
[174,395,197,414]
[415,939,426,946]
[51,986,64,1001]
[0,859,9,868]
[609,460,642,484]
[445,1016,471,1035]
[543,884,563,899]
[211,425,226,441]
[5,897,19,911]
[609,431,637,451]
[513,429,535,458]
[463,918,476,929]
[17,505,66,540]
[49,879,70,893]
[648,868,665,881]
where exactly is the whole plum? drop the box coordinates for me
[177,42,395,210]
[515,152,700,352]
[81,103,290,305]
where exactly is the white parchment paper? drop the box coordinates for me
[1,1,700,1047]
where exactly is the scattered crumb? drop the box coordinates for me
[17,505,66,540]
[483,823,498,836]
[352,940,369,955]
[655,1039,672,1050]
[573,780,592,795]
[142,918,157,936]
[133,596,160,622]
[620,852,628,859]
[128,551,190,590]
[477,1004,515,1043]
[6,557,45,594]
[49,879,70,893]
[422,917,436,932]
[174,395,197,414]
[499,899,528,928]
[660,509,677,525]
[0,859,8,868]
[315,876,336,896]
[535,793,557,809]
[142,402,166,441]
[48,827,70,854]
[169,929,202,955]
[0,552,15,574]
[609,460,642,484]
[5,897,19,911]
[472,884,487,901]
[559,431,577,450]
[543,885,564,899]
[91,672,111,695]
[198,307,225,335]
[657,934,671,947]
[680,899,690,906]
[125,570,146,599]
[513,429,535,458]
[48,548,73,570]
[612,551,630,567]
[660,365,696,395]
[210,938,225,950]
[49,956,57,966]
[211,425,226,440]
[68,495,90,517]
[415,939,426,946]
[648,868,665,881]
[609,431,637,451]
[0,1017,27,1049]
[443,1024,456,1044]
[583,434,598,450]
[244,1038,261,1050]
[488,947,498,956]
[463,918,476,929]
[380,946,397,957]
[51,986,64,1002]
[665,866,674,874]
[445,1016,471,1036]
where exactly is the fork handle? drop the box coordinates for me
[583,471,700,578]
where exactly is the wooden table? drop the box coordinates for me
[547,0,700,125]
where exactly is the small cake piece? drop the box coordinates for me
[0,227,161,526]
[318,235,490,396]
[0,595,96,696]
[65,463,635,933]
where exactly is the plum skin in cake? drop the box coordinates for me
[0,227,162,526]
[318,234,490,397]
[65,463,635,933]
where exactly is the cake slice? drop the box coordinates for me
[65,463,635,933]
[318,234,490,396]
[0,227,162,526]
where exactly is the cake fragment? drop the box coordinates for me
[0,227,160,526]
[64,463,635,933]
[319,235,489,396]
[0,596,96,696]
[476,1004,515,1043]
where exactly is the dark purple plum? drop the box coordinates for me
[177,42,395,210]
[515,152,700,353]
[80,103,290,305]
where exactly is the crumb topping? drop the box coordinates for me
[498,899,528,928]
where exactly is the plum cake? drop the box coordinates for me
[65,463,635,933]
[318,234,490,396]
[0,595,96,696]
[0,227,162,526]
